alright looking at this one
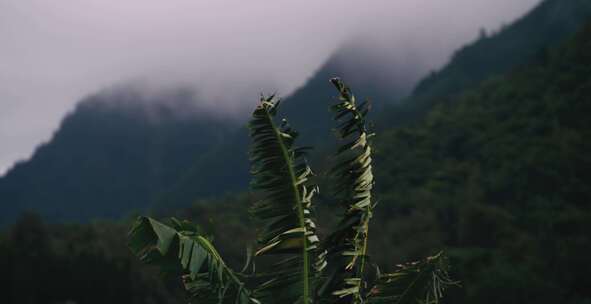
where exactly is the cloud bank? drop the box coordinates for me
[0,0,540,174]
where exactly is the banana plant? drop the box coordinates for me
[128,78,457,304]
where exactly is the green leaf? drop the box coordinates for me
[248,96,323,304]
[128,216,258,304]
[366,252,459,304]
[319,78,375,304]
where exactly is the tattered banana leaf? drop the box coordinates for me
[366,252,459,304]
[248,96,324,304]
[128,216,259,304]
[319,78,375,304]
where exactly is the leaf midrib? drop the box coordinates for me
[263,108,311,304]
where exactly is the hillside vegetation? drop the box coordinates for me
[370,21,591,303]
[0,89,238,223]
[382,0,591,126]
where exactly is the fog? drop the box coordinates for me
[0,0,541,174]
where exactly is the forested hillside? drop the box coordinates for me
[0,41,423,223]
[164,19,591,303]
[155,44,420,209]
[1,0,589,225]
[156,0,591,211]
[370,21,591,303]
[384,0,591,125]
[0,88,238,224]
[415,0,591,99]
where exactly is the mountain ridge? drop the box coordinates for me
[0,86,238,224]
[1,0,590,224]
[397,0,591,121]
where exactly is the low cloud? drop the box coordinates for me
[0,0,540,174]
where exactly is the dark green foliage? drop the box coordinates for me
[370,21,591,304]
[142,19,591,304]
[139,18,591,304]
[128,217,256,303]
[248,96,325,304]
[0,212,183,304]
[366,252,455,304]
[128,81,452,304]
[319,78,376,303]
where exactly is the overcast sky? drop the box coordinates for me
[0,0,541,175]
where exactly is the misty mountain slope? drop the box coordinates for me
[153,126,251,211]
[0,38,423,223]
[2,0,588,224]
[155,0,591,210]
[0,87,238,224]
[370,21,591,303]
[280,42,421,146]
[167,20,591,304]
[385,0,591,125]
[153,43,424,210]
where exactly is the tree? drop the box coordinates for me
[128,78,456,304]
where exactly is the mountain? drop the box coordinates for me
[2,0,590,225]
[153,42,426,209]
[157,18,591,304]
[280,40,423,145]
[191,19,591,303]
[0,41,420,224]
[154,0,591,210]
[383,0,591,125]
[415,0,591,99]
[368,20,591,303]
[0,87,238,224]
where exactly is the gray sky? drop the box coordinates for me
[0,0,540,175]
